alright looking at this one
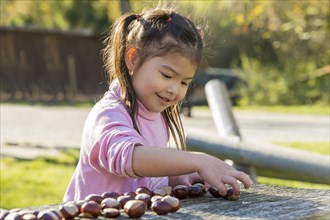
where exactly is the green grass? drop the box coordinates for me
[1,100,94,108]
[1,143,329,209]
[195,104,329,115]
[234,104,329,115]
[257,177,329,190]
[273,142,330,155]
[257,141,330,190]
[0,149,79,209]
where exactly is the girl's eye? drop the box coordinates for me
[181,81,188,86]
[161,72,171,79]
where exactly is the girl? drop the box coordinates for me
[64,6,251,202]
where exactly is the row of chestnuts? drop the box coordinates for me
[0,184,239,219]
[0,186,179,220]
[173,183,240,201]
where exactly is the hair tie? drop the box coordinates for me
[136,14,140,20]
[166,17,171,23]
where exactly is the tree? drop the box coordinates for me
[120,0,131,14]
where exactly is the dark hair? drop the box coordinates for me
[102,6,204,150]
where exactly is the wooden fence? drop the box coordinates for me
[0,26,107,102]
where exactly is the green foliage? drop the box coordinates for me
[0,0,328,105]
[65,0,109,34]
[178,1,329,106]
[236,55,290,105]
[236,55,329,105]
[0,0,113,33]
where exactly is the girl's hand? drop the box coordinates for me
[132,146,251,195]
[169,172,205,187]
[195,153,252,196]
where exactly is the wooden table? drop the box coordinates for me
[25,184,330,219]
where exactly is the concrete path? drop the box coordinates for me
[1,104,329,159]
[183,109,330,143]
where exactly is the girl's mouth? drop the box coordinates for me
[157,94,171,103]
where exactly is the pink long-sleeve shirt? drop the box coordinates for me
[63,80,169,202]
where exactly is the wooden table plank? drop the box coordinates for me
[22,184,330,219]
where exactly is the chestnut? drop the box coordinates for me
[153,186,172,197]
[84,193,103,204]
[208,187,240,201]
[75,200,86,213]
[101,198,121,210]
[123,200,146,218]
[17,210,33,216]
[151,195,163,203]
[101,191,120,200]
[124,191,137,197]
[208,186,222,198]
[161,196,180,212]
[224,188,240,201]
[4,212,22,220]
[193,183,207,195]
[172,185,189,199]
[37,210,62,220]
[20,211,38,220]
[135,186,153,196]
[117,195,134,209]
[188,185,203,198]
[151,200,172,215]
[0,210,9,220]
[102,208,120,218]
[51,210,62,220]
[21,213,37,220]
[65,200,85,214]
[135,193,152,208]
[80,200,101,218]
[59,203,79,219]
[9,209,21,213]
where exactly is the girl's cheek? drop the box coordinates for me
[177,88,188,102]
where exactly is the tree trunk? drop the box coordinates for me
[120,0,131,14]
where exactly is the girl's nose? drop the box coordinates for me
[167,83,179,95]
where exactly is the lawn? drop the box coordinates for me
[0,149,79,209]
[1,142,329,209]
[257,142,329,189]
[234,104,329,115]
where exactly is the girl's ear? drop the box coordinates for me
[125,46,139,72]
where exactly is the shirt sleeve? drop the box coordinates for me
[88,103,145,178]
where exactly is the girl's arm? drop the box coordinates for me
[132,145,251,196]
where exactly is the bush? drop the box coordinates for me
[237,55,329,106]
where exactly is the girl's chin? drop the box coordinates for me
[143,104,165,113]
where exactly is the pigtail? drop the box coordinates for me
[103,13,136,85]
[102,13,140,132]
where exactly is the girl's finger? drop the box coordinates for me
[232,171,252,189]
[214,181,227,196]
[221,175,241,195]
[204,182,211,190]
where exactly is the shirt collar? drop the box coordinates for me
[137,99,160,121]
[110,79,160,121]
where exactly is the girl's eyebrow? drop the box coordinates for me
[161,65,194,79]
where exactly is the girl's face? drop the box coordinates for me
[130,53,197,113]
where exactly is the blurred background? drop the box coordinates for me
[1,0,329,106]
[0,0,329,209]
